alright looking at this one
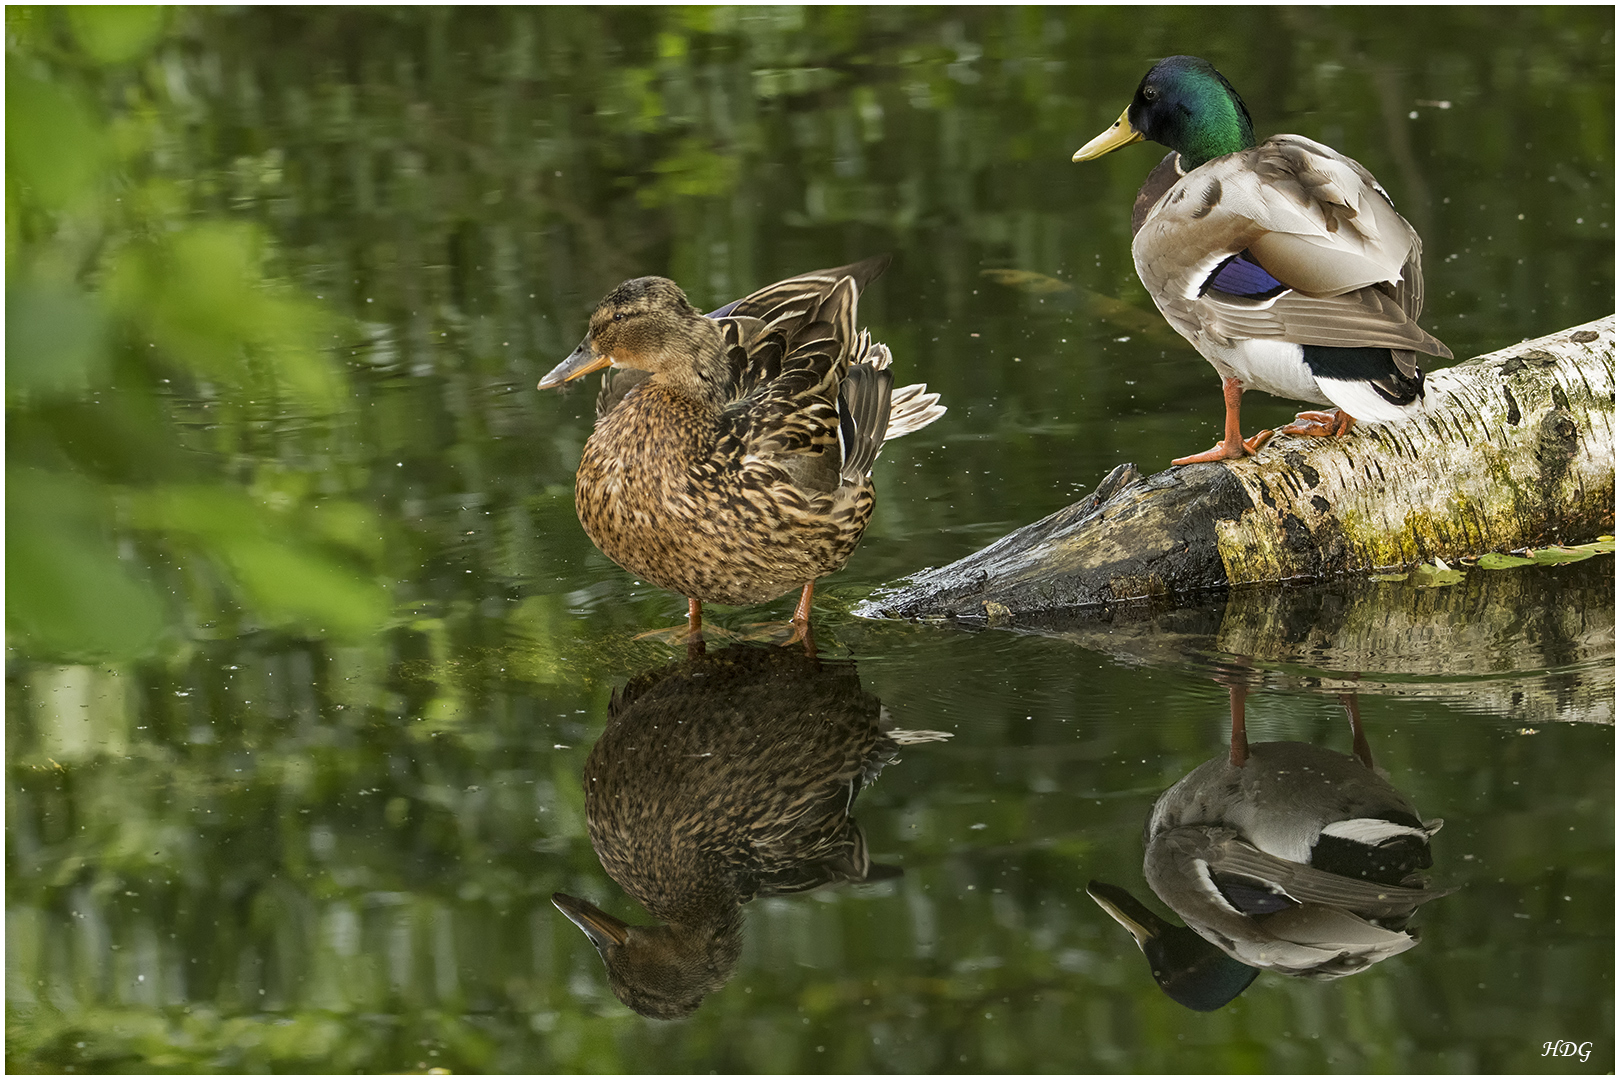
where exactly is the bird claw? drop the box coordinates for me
[1171,428,1274,465]
[1279,409,1356,438]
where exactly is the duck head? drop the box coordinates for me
[1087,880,1259,1011]
[551,891,742,1021]
[1074,55,1256,170]
[539,276,728,399]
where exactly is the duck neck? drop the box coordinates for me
[648,319,731,405]
[659,894,745,959]
[1173,91,1254,170]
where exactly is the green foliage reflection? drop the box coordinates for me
[6,7,390,660]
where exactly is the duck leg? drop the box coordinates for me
[1172,377,1275,465]
[685,598,706,659]
[1227,683,1250,768]
[784,582,816,645]
[1279,409,1356,438]
[634,598,714,649]
[1341,692,1374,770]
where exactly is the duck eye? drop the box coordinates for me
[612,312,625,322]
[1143,85,1159,102]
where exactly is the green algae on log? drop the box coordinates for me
[864,316,1615,621]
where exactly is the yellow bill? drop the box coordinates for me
[1073,106,1145,162]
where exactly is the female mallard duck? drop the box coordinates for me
[552,642,948,1019]
[539,257,945,637]
[1090,690,1452,1009]
[1073,55,1452,464]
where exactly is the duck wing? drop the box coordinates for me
[710,259,893,494]
[1135,135,1451,378]
[1146,825,1455,977]
[1199,830,1455,918]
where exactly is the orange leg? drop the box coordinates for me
[782,581,816,646]
[1228,683,1250,768]
[685,598,706,659]
[1172,377,1275,465]
[1279,409,1357,438]
[1341,692,1374,770]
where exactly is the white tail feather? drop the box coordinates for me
[886,728,954,745]
[885,383,947,441]
[1314,376,1424,425]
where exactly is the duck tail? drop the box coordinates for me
[856,336,947,443]
[837,337,946,483]
[886,380,947,441]
[885,728,954,745]
[836,345,893,484]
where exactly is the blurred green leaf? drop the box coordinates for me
[104,224,346,409]
[66,6,167,66]
[5,282,109,401]
[5,69,106,212]
[6,467,166,661]
[127,485,390,640]
[221,536,390,640]
[304,500,387,562]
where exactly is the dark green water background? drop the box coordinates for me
[6,7,1614,1073]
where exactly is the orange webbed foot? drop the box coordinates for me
[1171,428,1274,465]
[1278,409,1356,438]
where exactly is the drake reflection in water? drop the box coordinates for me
[553,641,949,1019]
[1090,684,1455,1011]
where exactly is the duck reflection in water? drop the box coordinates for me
[553,640,949,1019]
[1090,684,1454,1011]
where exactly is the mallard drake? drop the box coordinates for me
[1073,55,1453,464]
[1091,690,1453,1007]
[539,257,945,637]
[552,642,949,1019]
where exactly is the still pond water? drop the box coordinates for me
[7,7,1614,1073]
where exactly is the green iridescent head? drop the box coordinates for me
[1075,56,1257,170]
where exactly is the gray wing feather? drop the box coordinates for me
[1134,134,1453,374]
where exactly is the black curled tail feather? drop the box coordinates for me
[1379,350,1425,406]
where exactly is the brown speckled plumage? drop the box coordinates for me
[540,257,945,620]
[552,642,949,1019]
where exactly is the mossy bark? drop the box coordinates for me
[867,316,1615,620]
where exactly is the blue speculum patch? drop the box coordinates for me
[1205,252,1287,299]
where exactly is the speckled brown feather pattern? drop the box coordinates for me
[583,644,909,926]
[571,258,943,607]
[560,643,947,1018]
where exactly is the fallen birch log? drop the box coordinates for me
[866,315,1615,621]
